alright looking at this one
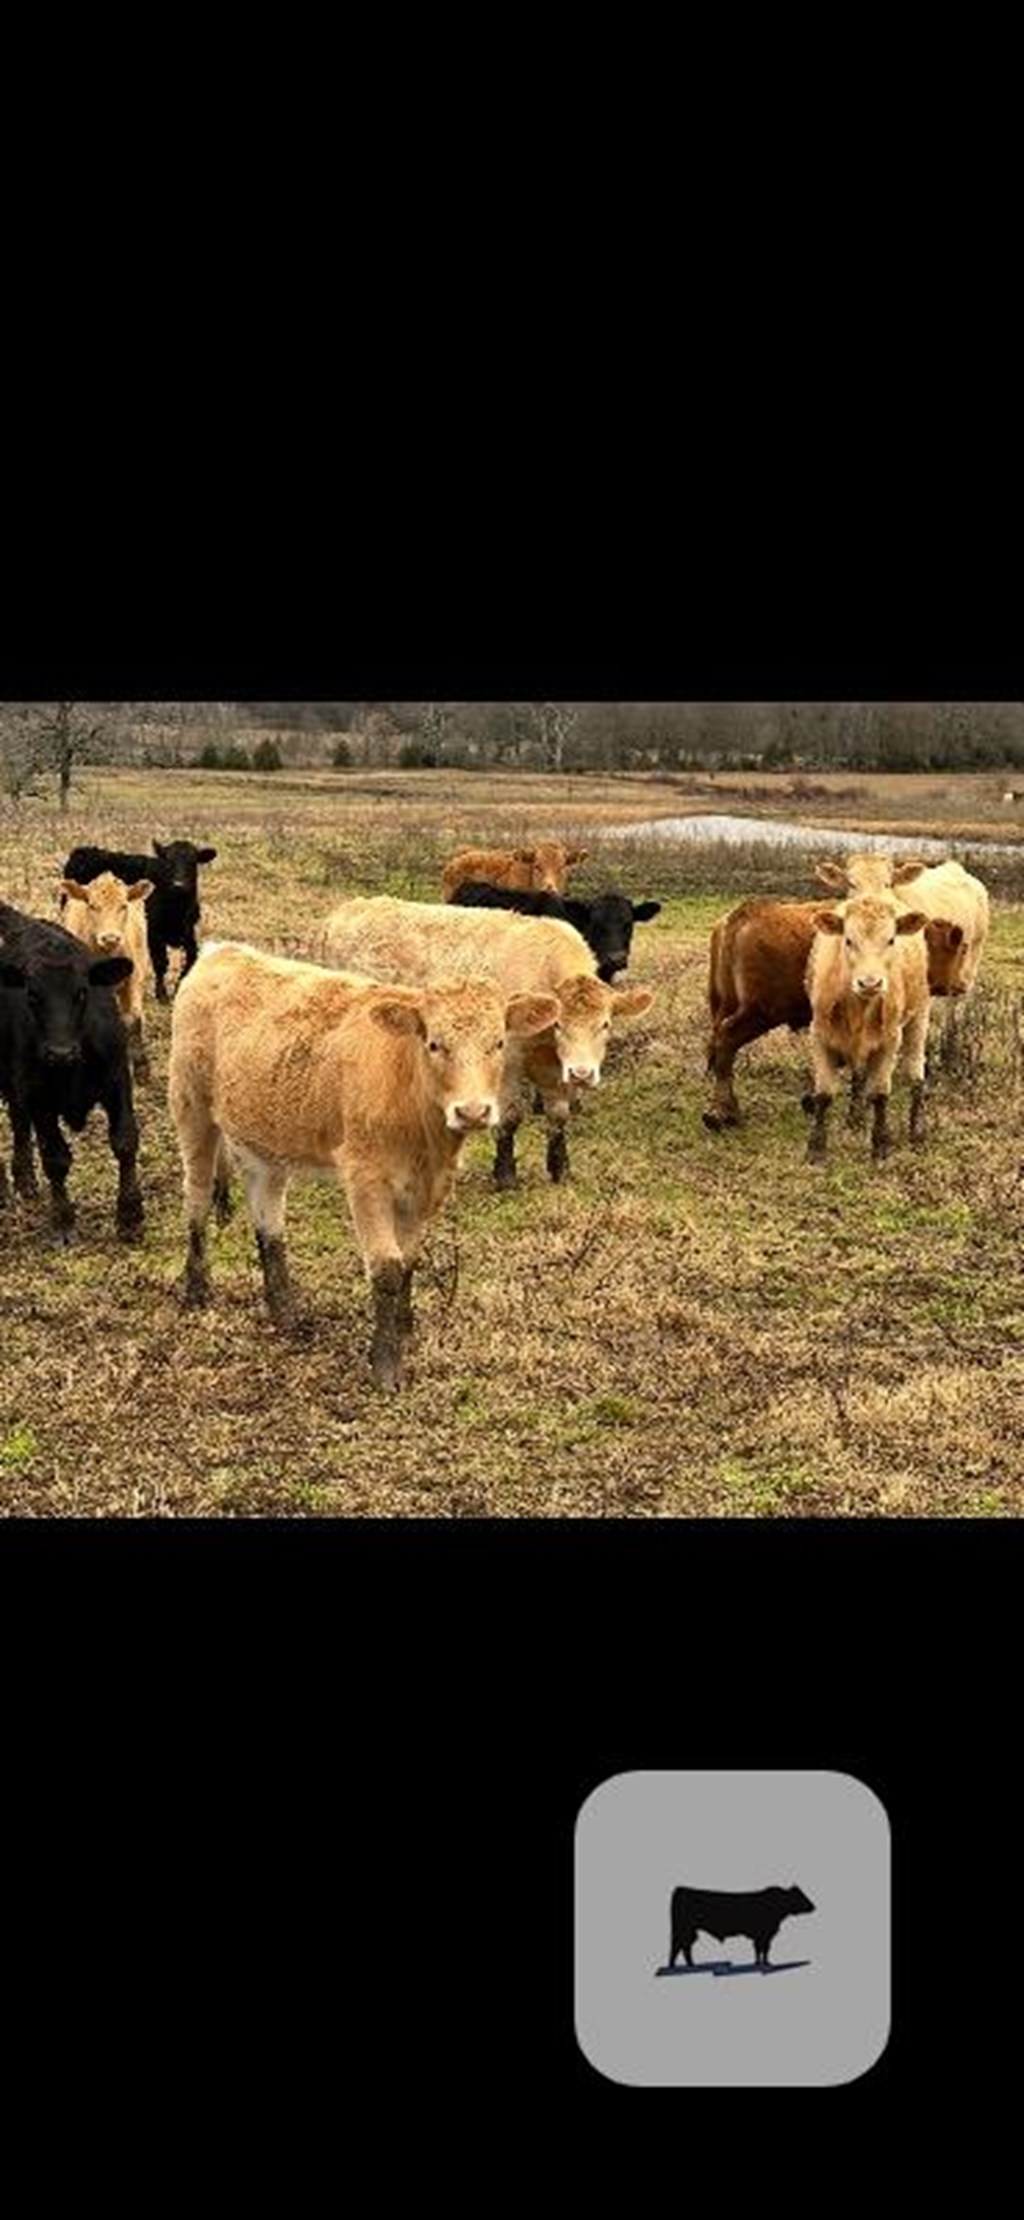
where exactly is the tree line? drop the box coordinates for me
[5,700,1024,801]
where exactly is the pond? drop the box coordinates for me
[600,812,1021,858]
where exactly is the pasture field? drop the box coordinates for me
[2,764,1024,1518]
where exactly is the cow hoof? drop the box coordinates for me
[50,1222,78,1248]
[213,1183,233,1225]
[702,1107,738,1132]
[117,1216,145,1246]
[371,1354,403,1392]
[134,1062,152,1086]
[871,1142,892,1165]
[800,1093,817,1116]
[181,1273,211,1309]
[806,1142,827,1166]
[493,1170,520,1193]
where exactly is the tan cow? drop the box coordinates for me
[312,896,654,1186]
[804,891,931,1162]
[705,887,968,1131]
[441,841,588,902]
[167,941,559,1389]
[815,855,988,996]
[59,870,153,1079]
[813,854,930,897]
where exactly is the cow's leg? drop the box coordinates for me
[806,1036,842,1163]
[100,1068,144,1242]
[846,1068,867,1130]
[900,1004,930,1147]
[703,1006,768,1132]
[544,1096,571,1183]
[174,1101,221,1306]
[343,1171,409,1390]
[33,1107,76,1242]
[212,1133,234,1224]
[150,928,171,1004]
[6,1092,39,1200]
[179,923,200,980]
[493,1104,522,1190]
[126,1012,150,1085]
[864,1037,901,1163]
[236,1156,297,1332]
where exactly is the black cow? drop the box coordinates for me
[0,902,143,1242]
[60,839,217,1001]
[669,1883,815,1969]
[449,881,661,983]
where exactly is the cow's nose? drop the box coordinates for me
[450,1100,492,1130]
[854,975,884,996]
[41,1045,79,1065]
[568,1065,599,1086]
[98,933,120,950]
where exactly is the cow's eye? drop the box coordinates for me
[428,1039,444,1055]
[76,987,87,1009]
[601,1018,611,1031]
[492,1039,505,1054]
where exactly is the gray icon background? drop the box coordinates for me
[575,1769,890,2087]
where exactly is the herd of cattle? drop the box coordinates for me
[0,832,992,1389]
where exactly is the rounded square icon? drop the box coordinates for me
[574,1770,890,2087]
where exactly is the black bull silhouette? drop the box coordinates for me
[669,1883,815,1969]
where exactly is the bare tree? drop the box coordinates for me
[36,701,108,809]
[0,704,47,802]
[529,701,578,772]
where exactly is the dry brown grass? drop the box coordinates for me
[3,766,1024,1518]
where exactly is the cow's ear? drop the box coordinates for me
[567,846,589,864]
[369,994,426,1040]
[631,900,661,921]
[947,921,965,948]
[128,880,154,902]
[89,956,133,987]
[513,846,536,864]
[895,910,927,936]
[611,984,655,1017]
[152,840,166,857]
[0,958,26,988]
[812,907,845,935]
[197,847,218,864]
[505,991,560,1036]
[813,860,849,890]
[60,879,89,904]
[891,857,929,884]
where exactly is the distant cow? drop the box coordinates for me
[0,901,143,1242]
[670,1883,815,1970]
[704,888,968,1133]
[440,841,588,902]
[312,896,655,1188]
[450,880,661,981]
[61,839,217,1001]
[168,940,558,1388]
[805,890,932,1162]
[59,870,153,1079]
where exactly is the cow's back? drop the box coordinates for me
[315,896,593,996]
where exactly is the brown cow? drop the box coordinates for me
[704,889,965,1132]
[804,892,931,1162]
[59,870,154,1080]
[441,841,588,902]
[313,896,654,1187]
[167,941,559,1389]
